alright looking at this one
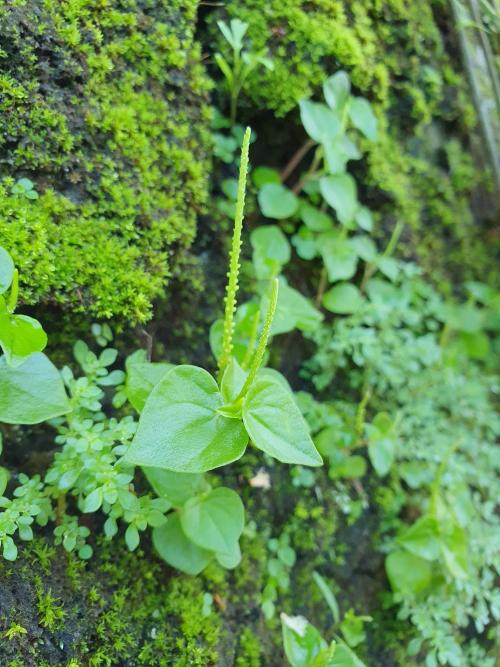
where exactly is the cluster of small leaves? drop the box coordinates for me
[214,18,273,124]
[305,265,448,392]
[261,532,296,619]
[382,356,500,666]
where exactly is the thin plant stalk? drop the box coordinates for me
[218,126,251,377]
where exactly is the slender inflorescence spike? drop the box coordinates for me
[218,126,251,377]
[241,310,261,370]
[237,278,279,400]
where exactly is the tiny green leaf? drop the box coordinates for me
[258,183,299,220]
[300,204,333,232]
[367,437,395,477]
[251,225,291,279]
[397,515,441,561]
[299,99,341,143]
[323,283,364,314]
[323,71,351,112]
[348,97,378,140]
[281,613,327,667]
[320,174,358,225]
[252,167,281,188]
[221,356,248,403]
[385,550,432,594]
[317,232,358,283]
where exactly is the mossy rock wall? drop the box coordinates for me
[0,0,211,324]
[211,0,498,283]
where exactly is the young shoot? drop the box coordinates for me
[215,19,274,125]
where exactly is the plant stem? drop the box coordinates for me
[360,220,404,291]
[218,127,251,377]
[56,494,67,525]
[237,278,279,399]
[281,139,316,182]
[292,145,323,194]
[315,267,328,307]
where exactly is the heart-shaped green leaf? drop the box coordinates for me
[124,365,248,473]
[0,353,70,424]
[397,515,441,561]
[243,377,322,467]
[385,550,432,594]
[181,487,245,554]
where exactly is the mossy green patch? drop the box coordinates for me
[0,537,221,666]
[0,0,211,324]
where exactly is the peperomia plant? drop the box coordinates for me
[124,128,322,472]
[0,132,321,570]
[0,246,69,424]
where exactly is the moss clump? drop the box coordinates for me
[0,538,221,666]
[0,0,212,324]
[211,0,496,282]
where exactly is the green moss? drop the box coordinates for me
[211,0,496,281]
[0,0,211,324]
[236,628,262,666]
[0,538,221,665]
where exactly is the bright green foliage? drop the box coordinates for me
[0,0,211,323]
[0,354,70,425]
[125,134,322,473]
[323,283,364,314]
[212,0,495,280]
[125,364,249,472]
[281,613,329,666]
[0,247,70,424]
[123,351,173,413]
